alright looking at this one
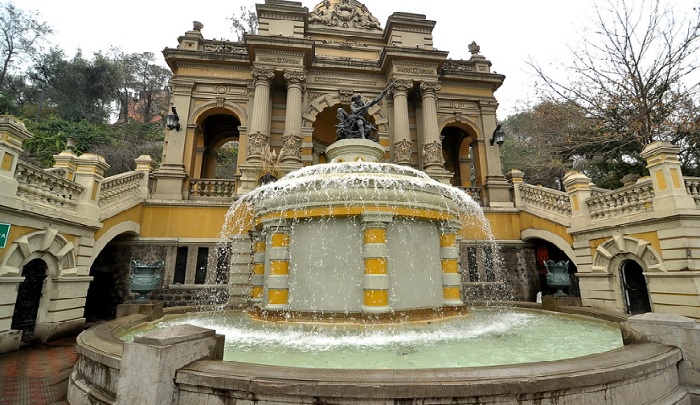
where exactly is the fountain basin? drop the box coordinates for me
[67,307,688,405]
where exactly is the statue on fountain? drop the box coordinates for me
[336,82,394,142]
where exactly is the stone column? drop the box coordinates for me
[640,141,696,211]
[505,169,525,207]
[361,213,393,314]
[152,79,195,200]
[249,229,266,305]
[563,170,594,228]
[247,67,275,163]
[134,155,154,199]
[391,79,413,166]
[458,156,472,187]
[439,221,464,306]
[263,219,291,311]
[0,116,32,199]
[281,70,306,165]
[419,81,443,171]
[228,234,253,307]
[73,153,110,221]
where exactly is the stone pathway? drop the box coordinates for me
[0,337,78,405]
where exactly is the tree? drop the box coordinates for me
[531,0,700,156]
[229,6,258,41]
[114,51,171,123]
[0,2,52,90]
[30,50,123,123]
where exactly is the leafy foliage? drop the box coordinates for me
[229,6,258,41]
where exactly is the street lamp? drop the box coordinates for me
[166,107,181,131]
[490,124,505,146]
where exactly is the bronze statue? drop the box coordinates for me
[336,82,394,141]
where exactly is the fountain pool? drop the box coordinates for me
[120,307,623,369]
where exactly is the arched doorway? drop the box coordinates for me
[198,113,241,179]
[11,259,47,338]
[441,126,473,187]
[85,236,134,323]
[621,260,651,314]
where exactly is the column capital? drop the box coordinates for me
[419,81,441,97]
[251,67,274,86]
[283,70,307,86]
[390,79,413,96]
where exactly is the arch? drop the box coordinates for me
[190,101,248,129]
[92,221,141,266]
[592,235,666,273]
[0,228,77,279]
[439,119,484,189]
[437,115,481,139]
[521,229,576,266]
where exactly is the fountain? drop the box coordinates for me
[67,105,692,405]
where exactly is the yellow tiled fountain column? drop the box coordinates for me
[249,230,266,305]
[440,220,465,306]
[264,220,291,311]
[361,213,394,314]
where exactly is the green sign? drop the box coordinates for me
[0,223,10,249]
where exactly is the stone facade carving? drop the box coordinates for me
[281,132,302,161]
[203,43,247,54]
[419,81,442,95]
[393,139,413,164]
[251,67,274,85]
[283,71,307,86]
[309,0,382,31]
[389,79,413,96]
[247,131,269,159]
[423,140,443,166]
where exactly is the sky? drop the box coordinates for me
[12,0,698,118]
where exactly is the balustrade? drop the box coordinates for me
[99,171,145,208]
[518,184,571,216]
[189,179,237,199]
[586,180,654,220]
[14,161,83,211]
[685,177,700,208]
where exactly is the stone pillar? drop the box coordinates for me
[52,149,78,181]
[640,141,696,211]
[263,219,291,311]
[458,156,473,187]
[439,221,464,306]
[116,324,224,405]
[419,81,443,171]
[563,170,594,228]
[73,153,110,221]
[247,67,275,163]
[505,169,525,207]
[391,80,413,166]
[249,229,265,305]
[134,155,154,199]
[0,116,32,199]
[361,213,393,314]
[228,234,253,307]
[152,79,195,200]
[281,70,306,166]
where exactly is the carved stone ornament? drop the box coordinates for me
[420,82,442,96]
[247,131,269,159]
[389,80,413,97]
[251,68,274,85]
[284,71,308,86]
[393,139,413,164]
[309,0,382,31]
[281,132,303,160]
[423,141,444,165]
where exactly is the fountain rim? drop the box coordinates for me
[75,306,681,401]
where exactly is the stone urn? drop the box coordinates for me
[130,260,163,302]
[544,260,570,297]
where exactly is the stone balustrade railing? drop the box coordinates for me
[99,171,145,209]
[189,179,237,199]
[685,177,700,208]
[518,184,571,216]
[14,161,84,211]
[456,187,482,205]
[586,179,654,220]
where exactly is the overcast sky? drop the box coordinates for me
[13,0,699,118]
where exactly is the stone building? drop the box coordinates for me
[0,0,698,354]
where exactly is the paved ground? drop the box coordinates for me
[0,337,78,405]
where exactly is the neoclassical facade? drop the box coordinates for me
[152,0,511,206]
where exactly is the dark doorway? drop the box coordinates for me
[11,259,47,337]
[621,260,651,314]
